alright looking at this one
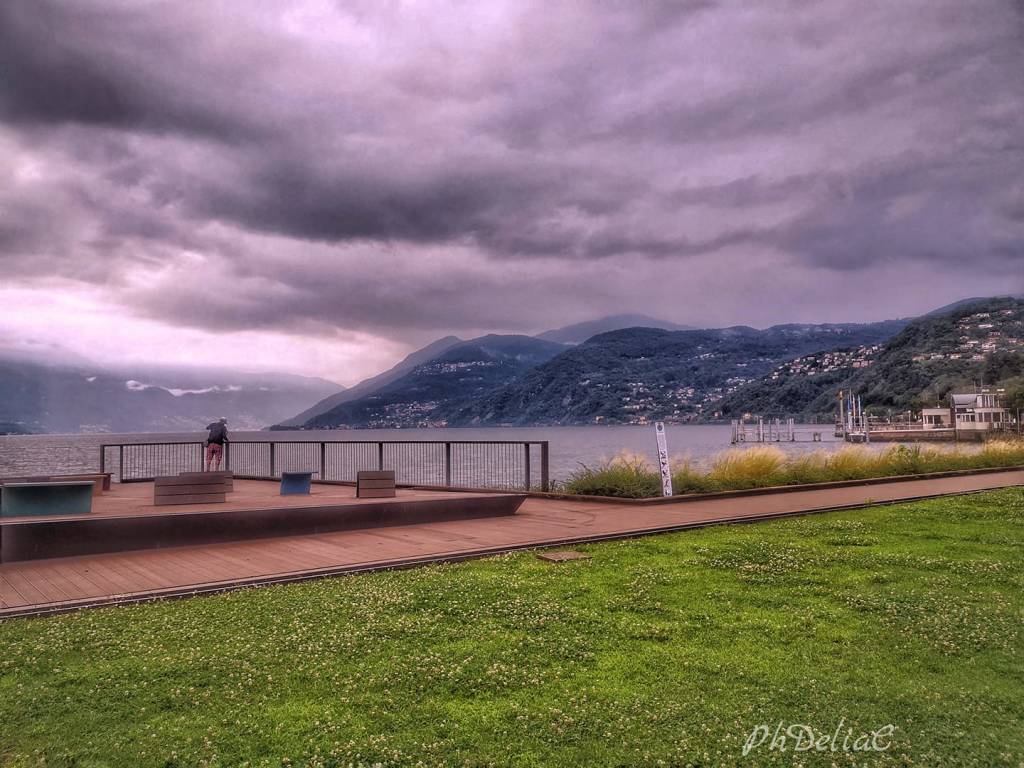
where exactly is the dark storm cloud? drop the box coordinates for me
[131,263,542,335]
[772,156,1024,270]
[1,0,1022,341]
[191,153,563,246]
[0,3,264,140]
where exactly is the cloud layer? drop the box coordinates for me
[1,0,1022,379]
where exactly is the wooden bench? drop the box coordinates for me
[356,470,396,499]
[1,481,94,517]
[177,471,234,491]
[153,474,230,506]
[59,474,111,495]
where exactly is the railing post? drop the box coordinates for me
[269,442,276,478]
[100,445,106,475]
[378,442,384,471]
[118,444,124,483]
[225,442,231,471]
[320,442,326,480]
[540,441,550,492]
[445,442,452,487]
[523,442,531,491]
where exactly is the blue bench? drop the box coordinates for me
[280,471,314,495]
[1,481,95,517]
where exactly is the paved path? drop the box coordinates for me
[2,470,1022,618]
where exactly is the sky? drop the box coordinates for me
[1,0,1022,386]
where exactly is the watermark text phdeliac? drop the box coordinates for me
[742,718,895,756]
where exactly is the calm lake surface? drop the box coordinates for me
[0,425,844,482]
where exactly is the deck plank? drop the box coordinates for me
[1,568,59,606]
[51,561,122,600]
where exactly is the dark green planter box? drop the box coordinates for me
[1,482,94,517]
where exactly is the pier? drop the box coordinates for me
[730,418,824,444]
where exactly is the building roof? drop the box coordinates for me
[951,393,979,406]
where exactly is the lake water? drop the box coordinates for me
[0,425,844,483]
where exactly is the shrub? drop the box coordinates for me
[821,446,883,480]
[977,439,1024,468]
[562,451,662,498]
[705,446,787,490]
[671,456,714,494]
[780,451,831,485]
[559,438,1024,499]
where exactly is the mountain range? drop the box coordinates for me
[277,299,1024,430]
[284,319,909,429]
[7,302,1023,434]
[445,322,909,426]
[277,315,697,427]
[0,346,340,434]
[300,335,567,429]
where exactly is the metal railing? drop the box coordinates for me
[100,440,550,491]
[866,423,929,432]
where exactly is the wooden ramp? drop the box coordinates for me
[2,470,1022,618]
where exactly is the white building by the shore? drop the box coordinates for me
[923,390,1010,431]
[921,406,953,429]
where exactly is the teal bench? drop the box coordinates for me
[1,481,95,517]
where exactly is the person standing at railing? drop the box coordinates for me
[204,417,229,472]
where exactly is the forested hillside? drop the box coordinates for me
[303,335,567,428]
[715,297,1024,418]
[445,321,907,425]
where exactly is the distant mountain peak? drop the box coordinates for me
[299,333,566,429]
[0,356,342,433]
[924,294,1024,317]
[537,314,696,344]
[0,337,97,369]
[273,335,465,427]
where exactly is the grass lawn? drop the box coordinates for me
[1,490,1023,767]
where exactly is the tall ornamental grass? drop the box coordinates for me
[561,450,663,498]
[561,440,1024,498]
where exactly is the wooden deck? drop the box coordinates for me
[2,470,1022,618]
[0,480,524,562]
[3,479,468,521]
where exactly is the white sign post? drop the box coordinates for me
[654,421,673,497]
